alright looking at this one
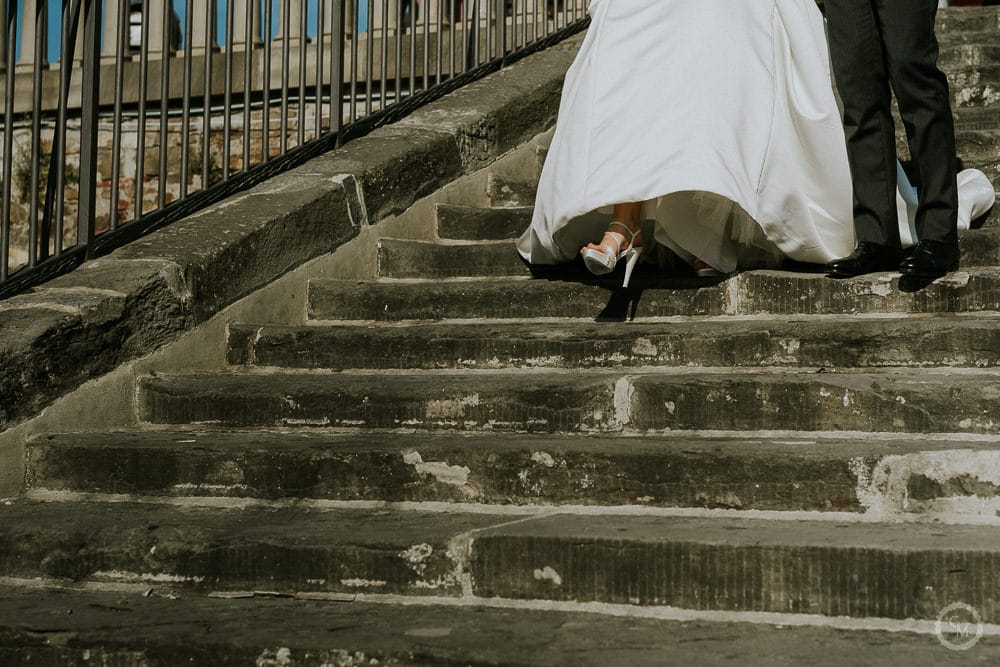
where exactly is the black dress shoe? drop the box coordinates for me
[825,242,904,278]
[899,240,959,279]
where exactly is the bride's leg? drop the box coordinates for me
[581,202,643,255]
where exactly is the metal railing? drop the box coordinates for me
[0,0,589,298]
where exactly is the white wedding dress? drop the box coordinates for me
[517,0,996,274]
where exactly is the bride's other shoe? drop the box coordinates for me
[959,168,996,230]
[581,221,644,288]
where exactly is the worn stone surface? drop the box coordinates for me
[377,238,528,279]
[3,585,997,667]
[307,277,729,322]
[115,178,357,322]
[137,371,620,432]
[486,173,538,207]
[23,431,887,510]
[304,126,465,224]
[629,370,1000,434]
[2,26,581,437]
[228,315,1000,371]
[435,204,532,241]
[0,259,191,432]
[136,368,1000,435]
[309,268,1000,322]
[471,514,1000,622]
[0,500,498,595]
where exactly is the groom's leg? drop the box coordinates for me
[876,0,959,245]
[826,0,901,248]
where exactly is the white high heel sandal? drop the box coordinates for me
[580,221,644,288]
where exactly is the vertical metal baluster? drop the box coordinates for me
[494,0,502,61]
[202,0,213,186]
[223,0,234,177]
[333,0,345,145]
[460,0,470,72]
[280,0,290,153]
[315,0,324,136]
[110,0,128,227]
[520,0,526,50]
[27,0,46,267]
[421,0,428,93]
[349,0,359,122]
[473,0,480,68]
[434,0,442,85]
[1,4,16,280]
[158,0,172,208]
[136,0,150,219]
[297,0,307,145]
[392,0,400,103]
[449,0,455,77]
[78,0,101,260]
[483,0,490,61]
[243,0,253,169]
[409,0,416,96]
[381,0,388,111]
[529,0,534,46]
[180,0,194,199]
[51,0,74,257]
[263,0,272,161]
[363,0,372,115]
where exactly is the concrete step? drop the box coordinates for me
[375,227,1000,280]
[5,500,1000,624]
[955,129,1000,162]
[486,173,536,207]
[954,106,1000,132]
[0,500,496,596]
[26,431,1000,517]
[436,203,532,241]
[938,6,1000,35]
[136,370,622,432]
[228,315,1000,371]
[940,43,1000,71]
[4,585,995,666]
[470,514,1000,623]
[138,368,1000,435]
[377,238,529,279]
[961,226,1000,260]
[308,269,1000,322]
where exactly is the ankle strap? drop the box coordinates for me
[608,221,641,243]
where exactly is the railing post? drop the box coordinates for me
[320,0,353,39]
[78,0,102,258]
[16,0,46,71]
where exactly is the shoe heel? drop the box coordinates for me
[621,247,641,288]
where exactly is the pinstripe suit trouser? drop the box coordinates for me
[826,0,959,247]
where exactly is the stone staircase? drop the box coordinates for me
[4,6,1000,664]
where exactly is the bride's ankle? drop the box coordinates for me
[608,220,643,248]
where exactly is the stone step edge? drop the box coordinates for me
[4,501,1000,622]
[24,430,1000,520]
[227,313,1000,369]
[3,578,997,652]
